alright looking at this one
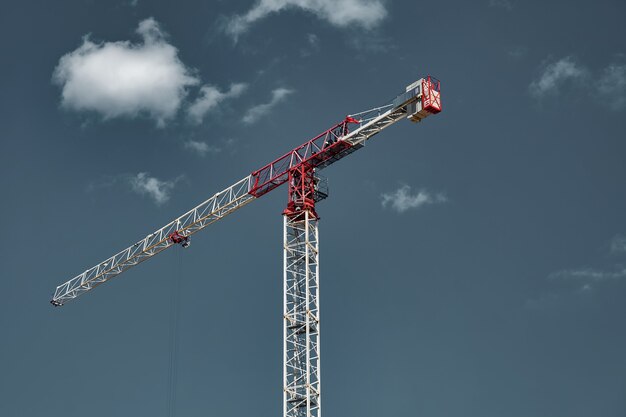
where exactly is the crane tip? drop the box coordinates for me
[50,300,63,307]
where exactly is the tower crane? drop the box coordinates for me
[50,75,442,417]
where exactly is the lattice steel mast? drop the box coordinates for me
[283,211,321,417]
[50,76,442,417]
[282,162,325,417]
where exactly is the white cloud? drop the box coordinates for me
[52,18,199,126]
[598,63,626,110]
[548,266,626,291]
[489,0,513,10]
[347,32,396,53]
[225,0,387,39]
[243,87,293,124]
[549,267,626,282]
[129,172,179,205]
[187,83,247,124]
[307,33,319,47]
[529,57,587,98]
[381,185,447,213]
[524,292,562,310]
[300,33,321,57]
[183,140,221,156]
[610,235,626,254]
[529,56,626,111]
[507,46,527,60]
[531,236,626,306]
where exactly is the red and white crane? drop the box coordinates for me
[51,75,442,417]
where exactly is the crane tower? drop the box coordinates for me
[51,76,442,417]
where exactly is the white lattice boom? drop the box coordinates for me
[51,176,255,304]
[51,76,441,306]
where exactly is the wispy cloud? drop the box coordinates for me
[489,0,513,11]
[129,172,180,205]
[611,235,626,254]
[381,185,447,213]
[549,267,626,282]
[243,87,293,124]
[529,56,626,110]
[225,0,387,39]
[300,33,320,57]
[525,292,562,310]
[183,140,221,156]
[529,236,626,308]
[307,33,319,48]
[549,267,626,291]
[187,83,247,124]
[507,46,527,60]
[529,57,588,98]
[53,18,199,127]
[347,32,396,53]
[528,266,626,308]
[598,63,626,110]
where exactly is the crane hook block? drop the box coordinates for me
[169,231,191,248]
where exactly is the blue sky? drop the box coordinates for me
[1,1,626,416]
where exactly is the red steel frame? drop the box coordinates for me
[423,76,442,114]
[248,117,360,199]
[282,162,319,219]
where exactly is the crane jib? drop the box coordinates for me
[50,76,440,306]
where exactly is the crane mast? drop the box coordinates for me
[50,75,442,417]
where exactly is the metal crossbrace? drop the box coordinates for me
[284,212,320,417]
[52,176,254,304]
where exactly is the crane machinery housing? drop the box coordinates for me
[51,75,442,417]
